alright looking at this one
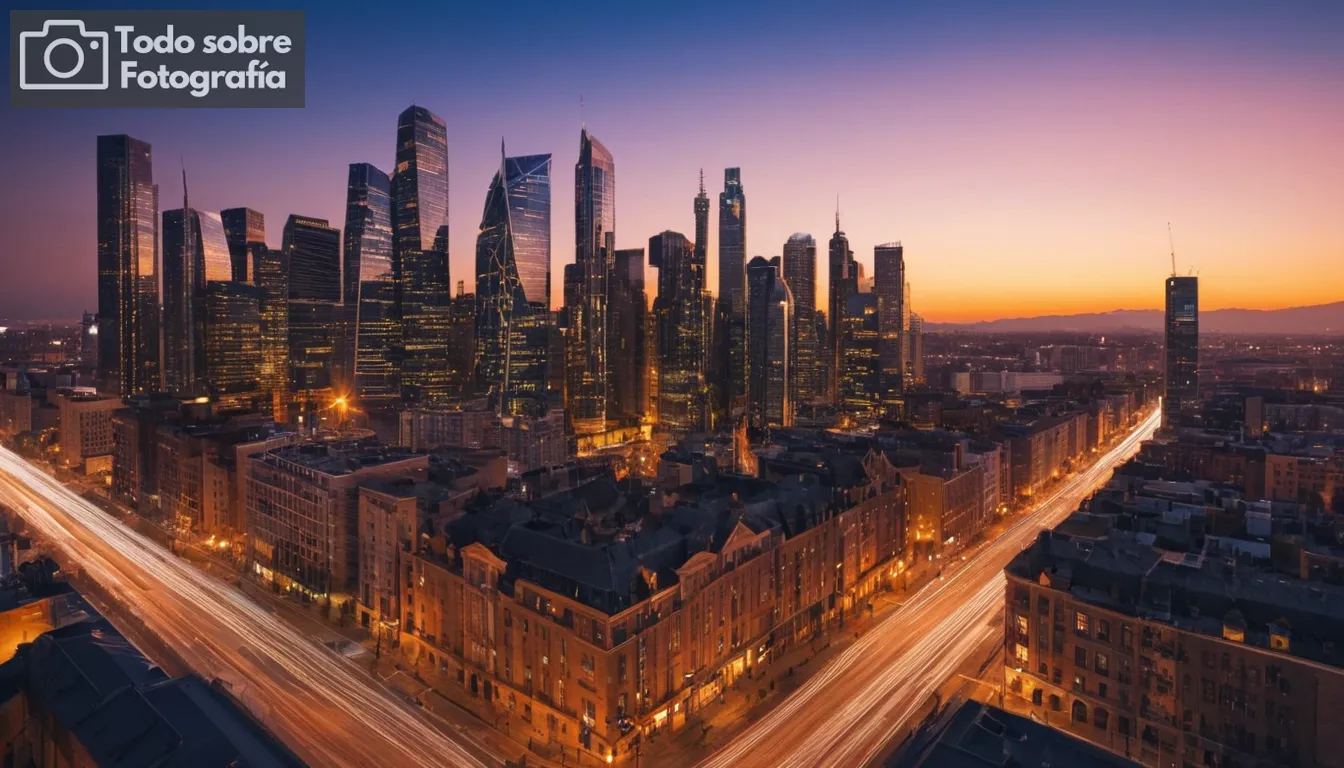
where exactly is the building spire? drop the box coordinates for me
[699,168,705,195]
[835,195,840,233]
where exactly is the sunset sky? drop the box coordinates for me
[2,0,1341,323]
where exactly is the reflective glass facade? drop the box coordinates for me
[475,151,552,416]
[840,292,880,416]
[827,216,858,403]
[874,242,905,401]
[162,207,232,394]
[96,134,160,396]
[283,215,341,402]
[651,230,706,432]
[1164,276,1199,425]
[717,168,747,415]
[343,163,397,403]
[569,129,615,433]
[392,105,452,404]
[782,233,819,405]
[746,256,791,429]
[221,207,265,283]
[203,281,265,413]
[251,243,289,418]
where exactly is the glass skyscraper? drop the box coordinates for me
[827,211,857,404]
[475,149,552,416]
[343,163,397,403]
[162,207,232,394]
[221,207,265,283]
[569,129,616,434]
[746,256,791,429]
[96,134,160,396]
[717,168,747,416]
[874,242,905,402]
[840,292,880,416]
[392,105,452,404]
[283,215,341,404]
[203,280,265,413]
[651,230,706,433]
[610,248,647,421]
[1164,275,1199,426]
[782,233,818,406]
[251,243,289,418]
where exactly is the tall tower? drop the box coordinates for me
[1164,276,1199,426]
[874,242,905,400]
[284,215,341,409]
[827,205,857,404]
[96,135,160,396]
[570,128,616,434]
[344,163,396,403]
[651,230,705,433]
[392,105,451,404]
[162,198,231,395]
[746,256,792,429]
[475,146,553,416]
[782,233,818,406]
[220,207,265,282]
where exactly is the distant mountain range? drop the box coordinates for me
[928,301,1344,335]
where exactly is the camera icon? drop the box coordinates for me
[18,20,109,91]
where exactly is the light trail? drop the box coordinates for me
[699,407,1161,768]
[0,446,499,768]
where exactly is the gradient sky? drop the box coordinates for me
[2,0,1342,323]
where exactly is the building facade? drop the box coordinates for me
[782,233,819,407]
[1164,276,1199,426]
[746,257,792,429]
[569,129,616,434]
[344,163,398,404]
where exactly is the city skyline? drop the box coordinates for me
[3,1,1341,324]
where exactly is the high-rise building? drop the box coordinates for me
[162,206,232,395]
[840,292,880,416]
[874,242,905,401]
[343,163,397,404]
[568,129,616,434]
[96,135,160,396]
[448,282,476,396]
[902,280,914,387]
[475,149,552,416]
[283,215,341,407]
[392,105,451,404]
[610,248,647,421]
[827,209,858,404]
[250,243,289,418]
[79,311,99,373]
[220,207,264,283]
[717,168,748,418]
[909,312,925,385]
[651,230,707,433]
[782,233,819,406]
[202,281,265,413]
[746,256,792,429]
[1164,275,1199,425]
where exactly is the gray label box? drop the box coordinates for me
[11,10,305,108]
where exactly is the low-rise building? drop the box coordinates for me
[52,388,119,472]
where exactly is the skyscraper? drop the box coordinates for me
[220,207,264,283]
[746,256,792,429]
[448,282,476,395]
[782,233,818,406]
[475,149,552,416]
[651,230,706,433]
[202,280,264,413]
[343,163,397,404]
[717,168,747,417]
[250,243,289,418]
[874,242,905,401]
[908,312,925,385]
[1164,275,1199,425]
[96,135,160,396]
[162,206,232,395]
[569,129,616,434]
[827,209,857,404]
[284,215,341,406]
[610,248,647,421]
[840,292,880,416]
[392,105,451,404]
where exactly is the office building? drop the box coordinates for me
[874,242,905,400]
[717,168,748,416]
[202,281,265,413]
[475,149,552,416]
[827,210,858,404]
[53,389,120,472]
[392,105,452,404]
[568,129,616,434]
[448,283,476,395]
[220,207,264,283]
[96,135,160,396]
[1164,276,1199,426]
[651,230,706,433]
[782,233,819,406]
[162,207,233,395]
[283,215,340,409]
[839,292,880,416]
[610,248,647,420]
[250,244,289,418]
[344,163,397,404]
[746,256,792,429]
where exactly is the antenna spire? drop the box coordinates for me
[835,195,841,233]
[580,93,585,130]
[699,168,705,195]
[1168,222,1176,277]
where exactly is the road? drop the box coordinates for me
[0,446,500,768]
[699,406,1162,768]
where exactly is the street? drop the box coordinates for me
[0,444,502,768]
[696,406,1162,768]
